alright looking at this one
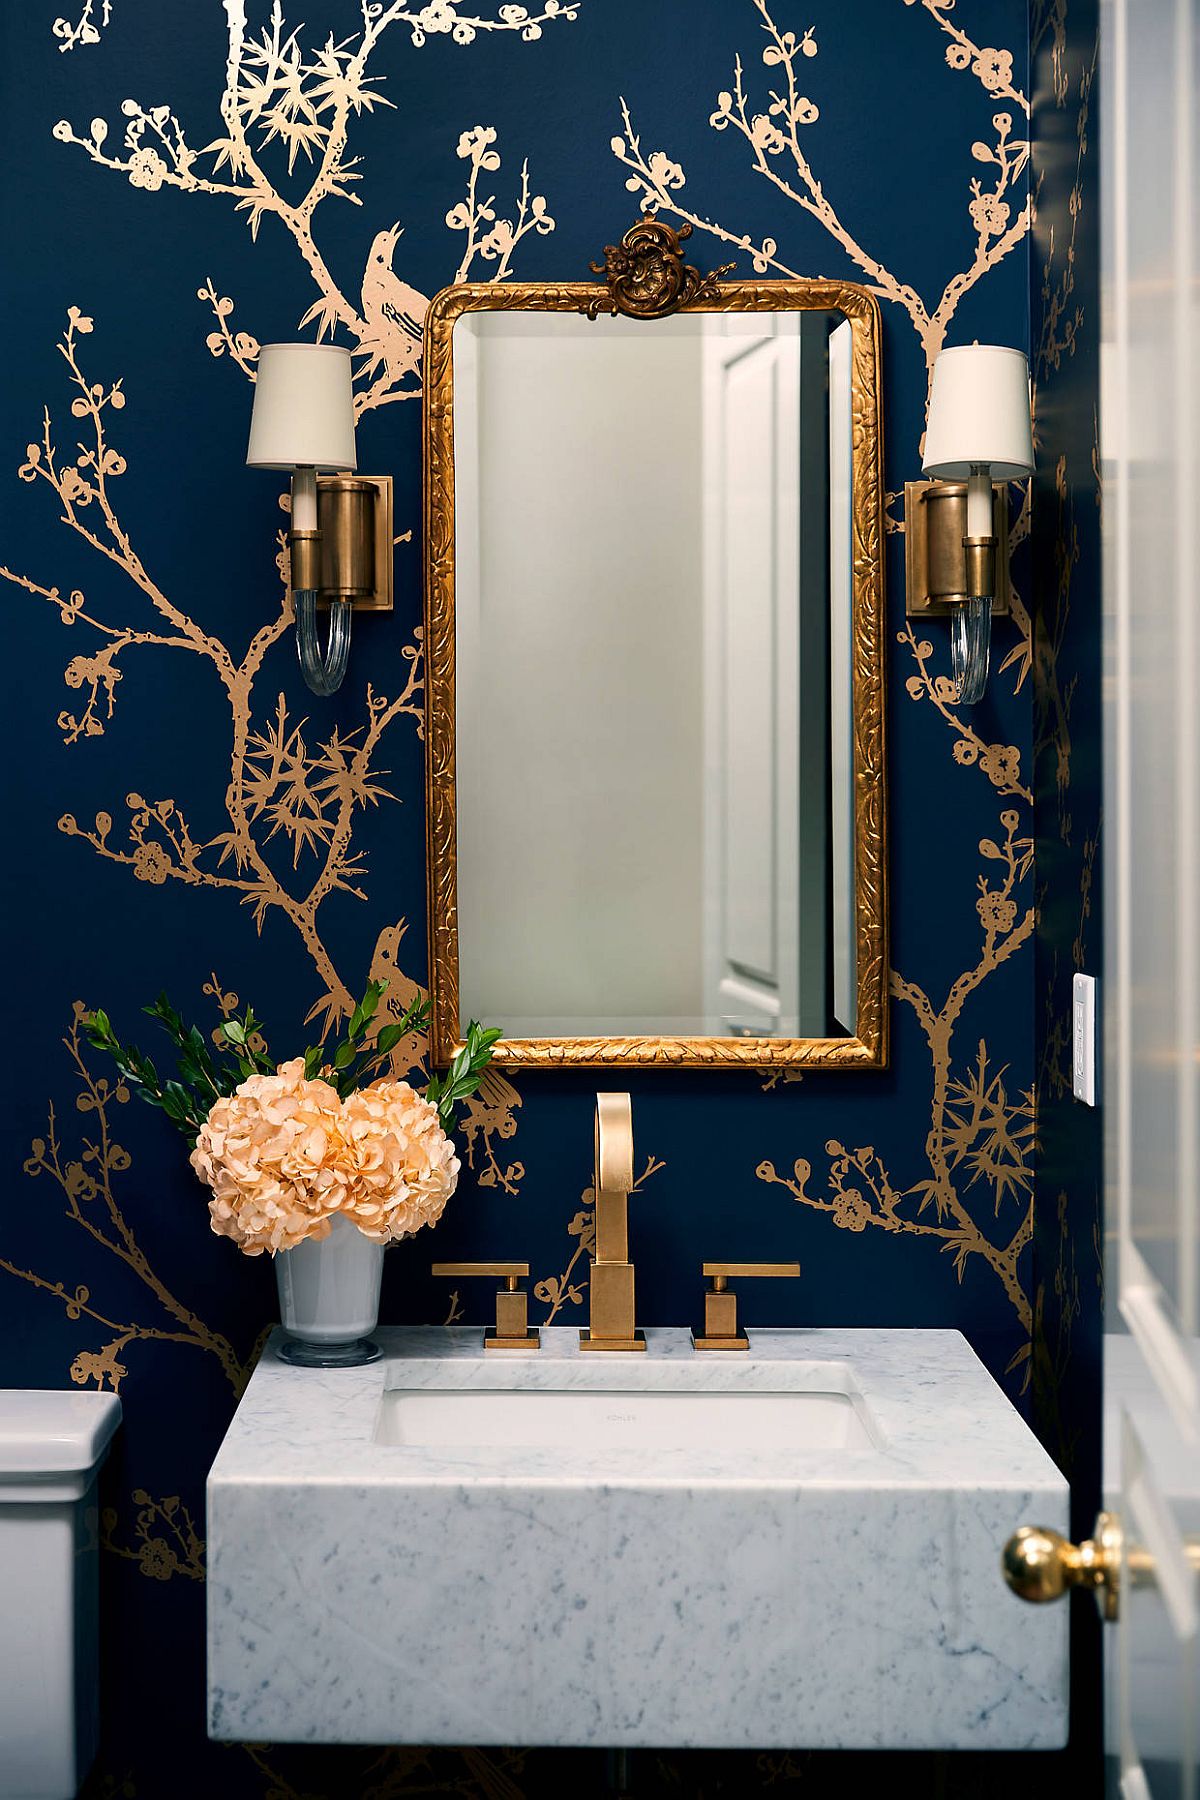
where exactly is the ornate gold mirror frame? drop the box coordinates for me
[423,220,887,1071]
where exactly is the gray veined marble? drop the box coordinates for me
[207,1326,1069,1750]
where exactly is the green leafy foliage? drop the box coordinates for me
[81,984,501,1149]
[81,1005,209,1146]
[309,984,431,1099]
[425,1020,504,1132]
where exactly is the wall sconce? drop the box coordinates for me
[905,344,1034,705]
[246,343,392,696]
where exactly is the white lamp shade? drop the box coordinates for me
[246,343,357,471]
[922,344,1034,479]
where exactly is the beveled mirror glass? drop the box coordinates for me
[424,255,886,1070]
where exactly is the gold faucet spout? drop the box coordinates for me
[580,1092,646,1352]
[593,1091,634,1260]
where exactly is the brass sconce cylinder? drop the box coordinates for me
[922,483,978,605]
[963,534,997,601]
[289,528,322,594]
[317,476,376,599]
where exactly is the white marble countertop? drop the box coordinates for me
[208,1326,1069,1752]
[212,1325,1066,1491]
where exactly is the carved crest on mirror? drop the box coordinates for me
[586,215,736,321]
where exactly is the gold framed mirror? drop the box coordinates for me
[423,224,887,1071]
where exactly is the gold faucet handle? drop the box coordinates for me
[702,1262,802,1282]
[430,1262,540,1351]
[694,1261,801,1351]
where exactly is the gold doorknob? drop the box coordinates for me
[1002,1511,1121,1621]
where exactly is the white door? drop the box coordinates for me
[700,315,828,1037]
[1103,0,1200,1789]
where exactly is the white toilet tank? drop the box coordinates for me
[0,1391,121,1800]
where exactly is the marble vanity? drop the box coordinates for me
[207,1326,1068,1751]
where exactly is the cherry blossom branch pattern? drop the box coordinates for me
[51,3,570,413]
[15,1007,247,1395]
[906,0,1030,112]
[448,126,555,283]
[761,810,1035,1343]
[612,0,1029,378]
[533,1156,665,1324]
[5,308,426,1033]
[52,0,113,53]
[1033,28,1095,378]
[102,1491,206,1583]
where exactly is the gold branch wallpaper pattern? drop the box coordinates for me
[1025,0,1101,1774]
[1029,0,1102,1602]
[0,0,1098,1792]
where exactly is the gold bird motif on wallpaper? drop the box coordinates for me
[356,223,427,387]
[458,1065,525,1194]
[367,919,428,1076]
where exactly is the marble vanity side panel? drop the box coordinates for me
[208,1474,1068,1751]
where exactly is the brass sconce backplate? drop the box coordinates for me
[904,478,1011,618]
[315,473,393,612]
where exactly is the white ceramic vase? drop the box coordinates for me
[275,1214,384,1367]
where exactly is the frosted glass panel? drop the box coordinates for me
[1120,0,1197,1336]
[1102,6,1200,1794]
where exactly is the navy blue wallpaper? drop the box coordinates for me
[0,1,1097,1792]
[1029,0,1103,1773]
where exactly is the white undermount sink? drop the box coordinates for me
[377,1367,880,1454]
[208,1326,1069,1753]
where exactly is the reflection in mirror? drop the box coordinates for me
[451,308,861,1044]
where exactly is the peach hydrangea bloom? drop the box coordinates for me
[339,1078,460,1243]
[190,1058,351,1256]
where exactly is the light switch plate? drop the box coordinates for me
[1072,973,1097,1106]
